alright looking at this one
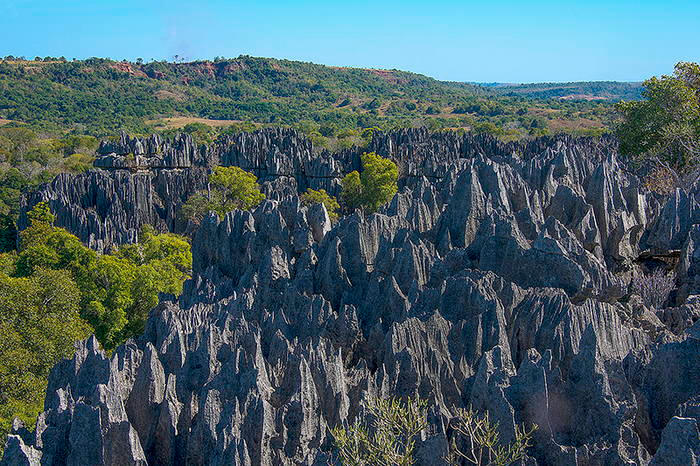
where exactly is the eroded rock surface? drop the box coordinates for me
[5,129,700,465]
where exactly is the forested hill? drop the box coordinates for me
[0,55,639,136]
[485,81,642,100]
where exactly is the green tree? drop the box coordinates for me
[331,396,428,466]
[26,201,55,225]
[16,203,192,350]
[300,188,340,222]
[0,127,37,163]
[0,268,91,451]
[616,62,700,182]
[209,166,265,210]
[182,122,215,145]
[341,152,398,213]
[180,192,215,226]
[0,215,17,253]
[181,166,265,224]
[114,227,192,339]
[341,170,363,211]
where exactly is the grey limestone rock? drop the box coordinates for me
[4,130,700,465]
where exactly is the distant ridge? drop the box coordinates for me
[0,55,638,135]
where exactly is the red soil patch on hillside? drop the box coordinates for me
[109,62,147,78]
[330,66,408,85]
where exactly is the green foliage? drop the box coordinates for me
[182,122,216,145]
[616,62,700,178]
[181,166,265,224]
[0,268,91,451]
[219,121,259,135]
[0,57,625,139]
[331,396,428,466]
[300,188,340,222]
[0,128,98,230]
[331,397,537,466]
[486,80,643,100]
[341,170,363,212]
[341,152,398,213]
[445,407,537,466]
[26,201,55,225]
[210,166,266,210]
[0,206,192,445]
[360,153,399,212]
[15,204,192,349]
[0,215,17,253]
[61,152,95,173]
[180,192,215,226]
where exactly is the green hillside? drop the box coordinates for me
[0,55,633,139]
[484,81,643,100]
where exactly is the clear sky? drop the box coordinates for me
[1,0,698,83]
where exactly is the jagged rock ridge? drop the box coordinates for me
[4,129,700,465]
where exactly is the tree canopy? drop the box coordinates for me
[0,267,91,450]
[616,62,700,180]
[341,152,398,213]
[300,188,340,222]
[181,166,265,224]
[0,57,628,141]
[0,203,192,452]
[14,204,192,349]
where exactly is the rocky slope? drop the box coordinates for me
[4,129,700,465]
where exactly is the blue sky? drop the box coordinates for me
[1,0,698,83]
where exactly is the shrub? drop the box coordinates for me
[445,407,537,466]
[331,396,428,465]
[181,166,265,224]
[615,62,700,183]
[300,188,340,222]
[630,269,676,309]
[341,152,398,213]
[331,398,537,466]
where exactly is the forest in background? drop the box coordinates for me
[0,55,637,139]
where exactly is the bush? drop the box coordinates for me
[331,398,537,466]
[331,396,428,465]
[0,268,91,453]
[615,62,700,182]
[16,204,192,349]
[630,269,675,309]
[445,407,537,466]
[300,188,340,222]
[181,166,265,224]
[341,152,398,213]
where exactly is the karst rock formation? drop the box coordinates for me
[4,128,699,465]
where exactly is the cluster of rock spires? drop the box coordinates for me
[5,128,700,465]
